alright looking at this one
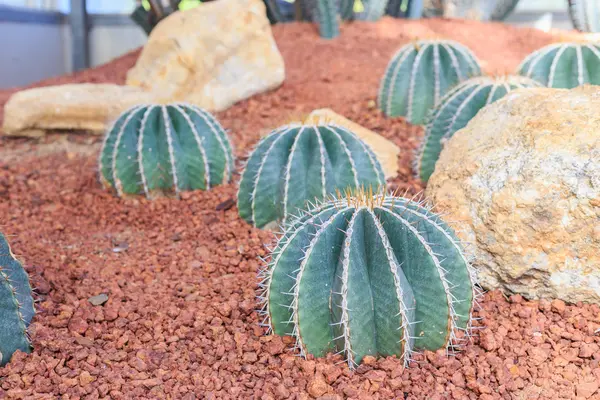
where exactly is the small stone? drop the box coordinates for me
[576,381,599,398]
[307,375,330,398]
[68,318,88,335]
[79,371,96,386]
[579,343,597,358]
[88,294,109,306]
[551,300,566,314]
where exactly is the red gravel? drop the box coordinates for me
[1,18,599,400]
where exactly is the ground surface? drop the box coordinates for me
[1,18,600,400]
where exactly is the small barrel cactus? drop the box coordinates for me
[378,39,482,124]
[99,103,234,198]
[568,0,599,33]
[0,232,35,367]
[414,75,542,182]
[237,124,386,229]
[258,188,479,368]
[517,42,600,88]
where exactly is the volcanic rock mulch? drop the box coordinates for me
[1,18,599,400]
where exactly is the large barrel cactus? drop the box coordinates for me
[0,232,35,367]
[378,40,481,124]
[99,103,234,199]
[517,42,600,88]
[237,124,386,229]
[258,189,479,368]
[414,75,541,182]
[568,0,600,33]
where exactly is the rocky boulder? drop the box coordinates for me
[126,0,285,111]
[425,85,600,304]
[2,84,159,137]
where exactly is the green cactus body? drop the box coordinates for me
[378,40,482,124]
[361,0,389,20]
[237,124,386,229]
[339,0,355,20]
[568,0,600,32]
[258,190,478,368]
[0,233,35,367]
[517,42,600,88]
[414,75,541,182]
[99,103,234,199]
[314,0,340,38]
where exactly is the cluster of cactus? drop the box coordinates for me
[263,0,426,38]
[568,0,599,33]
[378,39,482,124]
[258,188,479,368]
[0,233,35,367]
[237,123,386,229]
[99,103,234,199]
[414,75,542,182]
[423,0,520,20]
[517,42,600,88]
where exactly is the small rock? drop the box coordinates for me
[576,381,599,398]
[88,294,109,306]
[79,371,96,386]
[551,299,566,315]
[307,375,330,398]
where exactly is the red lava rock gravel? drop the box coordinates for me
[1,18,600,400]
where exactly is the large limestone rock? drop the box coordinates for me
[304,108,400,180]
[2,84,159,137]
[425,85,600,304]
[125,0,285,111]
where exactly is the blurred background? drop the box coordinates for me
[0,0,577,88]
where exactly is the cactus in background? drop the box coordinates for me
[0,233,35,367]
[517,42,600,88]
[422,0,520,20]
[568,0,600,32]
[258,188,480,368]
[378,40,481,124]
[237,124,386,229]
[99,103,234,199]
[263,0,353,38]
[414,75,541,182]
[314,0,341,38]
[360,0,390,20]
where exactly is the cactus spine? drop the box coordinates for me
[237,124,386,229]
[0,233,35,367]
[99,103,234,199]
[414,75,542,182]
[568,0,600,32]
[378,40,482,124]
[258,188,479,368]
[517,42,600,88]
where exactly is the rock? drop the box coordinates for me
[88,294,109,306]
[304,108,400,180]
[2,84,158,137]
[307,375,330,398]
[426,85,600,304]
[125,0,284,112]
[576,381,599,398]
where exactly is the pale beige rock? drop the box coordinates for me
[304,108,400,180]
[2,84,159,137]
[125,0,285,112]
[425,85,600,304]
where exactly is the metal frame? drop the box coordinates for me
[69,0,89,71]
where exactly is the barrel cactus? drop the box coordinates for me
[99,103,234,198]
[0,232,35,367]
[258,188,479,368]
[378,39,482,124]
[414,75,542,182]
[568,0,599,33]
[237,124,386,229]
[517,42,600,88]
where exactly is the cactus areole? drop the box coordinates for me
[517,42,600,88]
[0,232,35,367]
[99,103,234,199]
[414,75,542,182]
[378,39,481,124]
[237,123,386,229]
[258,189,480,368]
